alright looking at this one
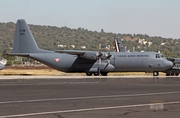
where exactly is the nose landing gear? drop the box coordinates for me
[153,71,159,76]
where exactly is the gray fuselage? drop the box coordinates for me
[28,51,172,73]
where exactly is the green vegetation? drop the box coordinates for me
[1,21,180,65]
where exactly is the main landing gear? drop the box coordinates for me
[166,73,179,76]
[85,72,108,76]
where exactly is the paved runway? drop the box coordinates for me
[0,76,180,118]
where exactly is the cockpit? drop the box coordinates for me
[155,54,165,58]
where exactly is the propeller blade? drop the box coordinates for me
[96,52,103,59]
[99,58,101,65]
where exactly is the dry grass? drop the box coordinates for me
[0,68,86,76]
[0,66,84,76]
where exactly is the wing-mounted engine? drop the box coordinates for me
[81,51,103,60]
[167,58,180,65]
[81,52,112,61]
[101,52,112,63]
[165,58,180,76]
[56,50,112,61]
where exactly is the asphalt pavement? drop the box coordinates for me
[0,76,180,118]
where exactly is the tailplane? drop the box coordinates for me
[12,19,46,53]
[114,37,126,52]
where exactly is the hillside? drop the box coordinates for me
[0,22,180,58]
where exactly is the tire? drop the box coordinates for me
[175,73,179,76]
[153,71,159,76]
[86,72,92,76]
[94,72,100,76]
[101,72,108,76]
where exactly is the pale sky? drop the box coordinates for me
[0,0,180,39]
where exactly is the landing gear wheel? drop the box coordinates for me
[94,72,100,76]
[86,72,92,76]
[100,72,108,76]
[153,71,159,76]
[175,73,179,76]
[166,73,170,76]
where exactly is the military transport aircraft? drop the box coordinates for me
[0,57,7,70]
[8,19,173,76]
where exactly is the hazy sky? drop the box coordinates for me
[1,0,180,39]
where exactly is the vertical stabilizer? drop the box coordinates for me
[114,37,126,52]
[12,19,40,53]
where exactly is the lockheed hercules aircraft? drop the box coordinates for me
[8,19,173,76]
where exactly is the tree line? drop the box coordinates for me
[0,22,180,65]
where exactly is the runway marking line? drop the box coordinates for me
[0,91,180,104]
[1,101,180,118]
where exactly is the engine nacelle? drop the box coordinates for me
[80,52,102,60]
[80,52,112,60]
[167,58,180,64]
[101,53,112,60]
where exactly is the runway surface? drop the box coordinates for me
[0,76,180,118]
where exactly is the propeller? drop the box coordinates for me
[97,44,103,65]
[167,58,175,66]
[106,52,112,64]
[96,51,103,65]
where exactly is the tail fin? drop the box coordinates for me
[114,37,126,52]
[12,19,41,53]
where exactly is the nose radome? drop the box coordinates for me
[164,61,173,69]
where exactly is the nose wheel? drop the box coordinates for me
[153,71,159,76]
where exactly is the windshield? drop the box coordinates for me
[156,54,165,58]
[160,54,165,58]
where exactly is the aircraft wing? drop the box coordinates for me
[7,53,30,57]
[55,50,86,55]
[56,50,112,60]
[55,50,95,60]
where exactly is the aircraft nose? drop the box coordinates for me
[164,60,173,69]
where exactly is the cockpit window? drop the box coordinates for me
[156,54,165,58]
[160,54,165,58]
[156,54,160,58]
